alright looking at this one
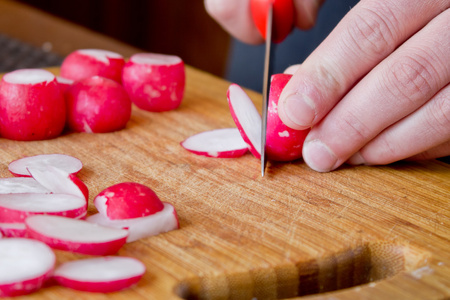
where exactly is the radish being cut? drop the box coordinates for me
[25,215,128,255]
[87,202,179,243]
[122,52,185,112]
[0,222,27,237]
[0,238,55,297]
[227,84,262,159]
[0,193,87,223]
[0,69,66,141]
[181,128,249,158]
[65,76,132,133]
[8,153,83,177]
[60,49,125,83]
[94,182,164,220]
[28,166,89,202]
[53,256,145,293]
[266,74,310,161]
[0,177,49,194]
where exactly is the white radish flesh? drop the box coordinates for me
[8,154,83,177]
[0,193,87,223]
[0,222,27,237]
[181,128,249,158]
[227,84,262,159]
[25,215,128,255]
[53,256,145,293]
[0,238,55,297]
[0,177,50,194]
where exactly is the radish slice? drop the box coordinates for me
[94,182,164,220]
[0,193,87,223]
[8,154,83,177]
[0,223,27,237]
[28,166,89,202]
[0,177,50,194]
[53,256,145,293]
[25,215,128,255]
[87,202,179,243]
[181,128,249,158]
[227,84,262,159]
[0,238,55,297]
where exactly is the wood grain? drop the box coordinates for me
[0,67,449,300]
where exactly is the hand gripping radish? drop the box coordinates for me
[53,256,146,293]
[0,69,66,141]
[0,238,55,297]
[8,154,83,177]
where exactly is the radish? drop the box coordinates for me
[87,202,179,243]
[0,238,55,297]
[25,215,128,255]
[0,193,87,223]
[0,177,50,194]
[56,76,74,93]
[122,52,185,112]
[0,69,66,141]
[0,222,27,237]
[65,76,132,133]
[266,74,310,161]
[94,182,164,220]
[60,49,125,83]
[227,84,262,159]
[53,256,145,293]
[181,128,249,158]
[28,166,89,202]
[8,154,83,177]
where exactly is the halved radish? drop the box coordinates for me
[28,166,89,202]
[0,193,87,223]
[181,128,249,158]
[60,49,125,83]
[122,52,185,112]
[0,177,50,194]
[94,182,164,220]
[227,84,262,159]
[0,222,27,238]
[25,215,128,255]
[53,256,145,293]
[0,238,55,297]
[8,154,83,177]
[0,69,66,141]
[87,202,179,243]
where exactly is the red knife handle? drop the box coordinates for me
[250,0,295,43]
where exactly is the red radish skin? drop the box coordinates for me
[0,222,27,238]
[8,154,83,177]
[94,182,164,220]
[0,69,66,141]
[25,215,128,255]
[0,193,87,223]
[53,256,145,293]
[60,49,125,83]
[122,53,185,112]
[181,128,249,158]
[87,202,179,243]
[66,76,132,133]
[227,84,262,159]
[266,74,310,161]
[0,177,50,194]
[0,238,55,297]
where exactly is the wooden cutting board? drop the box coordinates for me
[0,67,449,300]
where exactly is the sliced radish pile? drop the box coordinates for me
[94,182,164,220]
[181,128,249,158]
[26,215,128,255]
[0,238,55,297]
[53,256,145,293]
[227,84,262,159]
[0,222,27,238]
[8,154,83,177]
[87,202,179,243]
[0,193,87,222]
[0,177,50,194]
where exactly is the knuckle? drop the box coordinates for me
[338,111,373,146]
[425,87,450,136]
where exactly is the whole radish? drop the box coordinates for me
[60,49,125,83]
[122,53,185,112]
[0,69,66,141]
[66,76,132,133]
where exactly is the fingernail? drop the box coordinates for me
[347,152,366,165]
[282,93,315,128]
[303,139,338,172]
